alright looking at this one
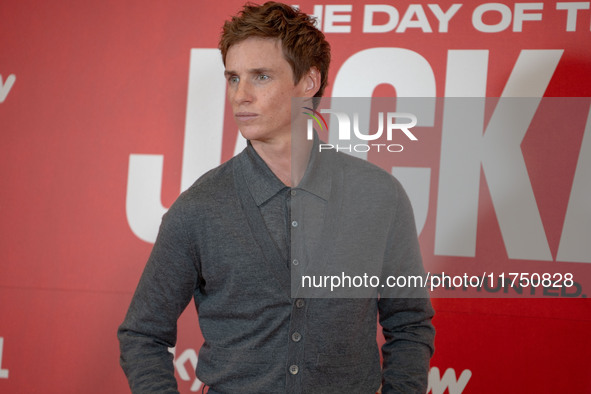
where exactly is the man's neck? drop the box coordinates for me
[250,136,312,187]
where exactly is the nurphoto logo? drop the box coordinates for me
[303,105,418,153]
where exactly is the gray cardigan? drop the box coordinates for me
[118,140,435,393]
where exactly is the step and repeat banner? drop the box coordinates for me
[1,1,590,393]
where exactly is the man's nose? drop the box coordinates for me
[233,80,253,104]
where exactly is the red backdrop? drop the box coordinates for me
[1,1,590,393]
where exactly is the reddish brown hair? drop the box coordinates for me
[219,1,331,97]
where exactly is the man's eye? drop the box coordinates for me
[257,74,269,81]
[228,76,239,84]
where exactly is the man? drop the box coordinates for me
[118,2,434,393]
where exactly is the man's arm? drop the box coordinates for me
[118,203,199,393]
[378,297,435,393]
[378,179,435,393]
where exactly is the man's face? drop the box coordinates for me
[224,37,308,145]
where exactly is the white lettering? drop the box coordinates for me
[427,367,472,394]
[436,50,489,256]
[0,74,16,103]
[318,144,404,153]
[363,5,399,33]
[396,4,432,33]
[556,2,590,31]
[353,111,383,140]
[332,48,435,160]
[0,337,9,379]
[126,49,228,243]
[332,48,434,235]
[472,3,544,33]
[170,347,202,392]
[320,111,417,142]
[436,49,563,260]
[513,3,543,32]
[320,110,351,140]
[428,4,462,33]
[324,5,352,33]
[353,144,370,152]
[386,144,404,152]
[387,112,418,140]
[472,3,512,33]
[557,104,591,263]
[363,4,461,33]
[126,154,168,243]
[308,4,324,30]
[181,49,228,192]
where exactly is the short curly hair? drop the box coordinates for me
[219,1,331,97]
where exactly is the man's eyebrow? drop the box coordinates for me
[249,67,273,74]
[224,68,274,77]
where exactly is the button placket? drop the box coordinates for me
[286,189,311,393]
[290,190,304,271]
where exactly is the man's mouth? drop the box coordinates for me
[235,112,258,122]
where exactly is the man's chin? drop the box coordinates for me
[237,128,259,141]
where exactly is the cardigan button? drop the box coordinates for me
[289,365,299,375]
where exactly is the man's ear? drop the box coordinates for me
[302,67,321,97]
